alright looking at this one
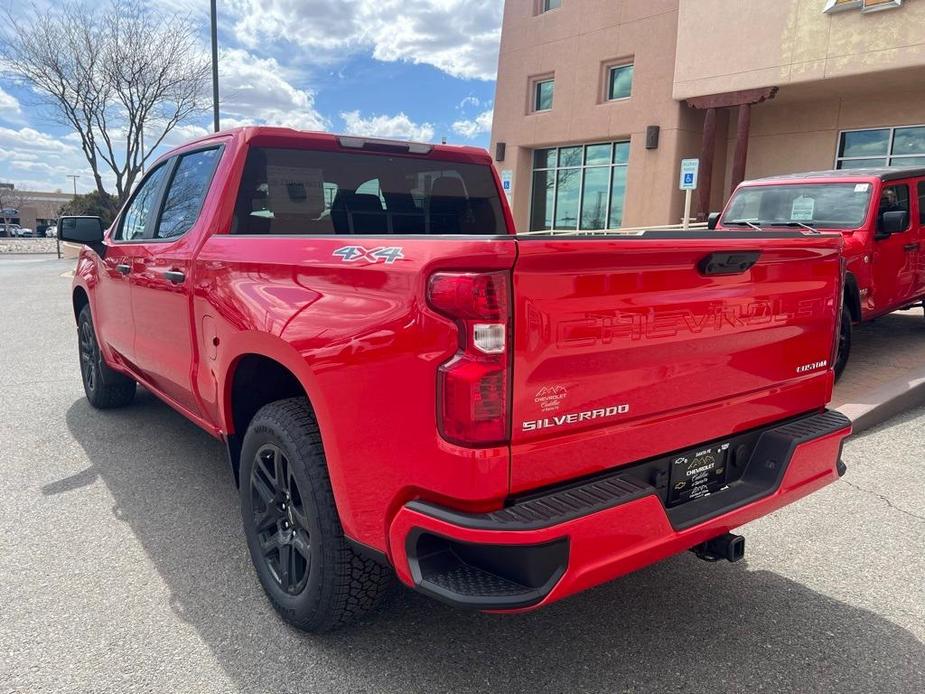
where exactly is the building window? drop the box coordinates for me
[607,63,634,101]
[530,141,630,231]
[533,79,554,112]
[541,0,561,13]
[836,126,925,169]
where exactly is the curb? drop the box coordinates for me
[836,368,925,435]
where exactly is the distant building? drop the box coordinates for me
[0,185,74,233]
[490,0,925,231]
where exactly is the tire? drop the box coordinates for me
[834,304,852,382]
[240,397,393,632]
[77,305,136,409]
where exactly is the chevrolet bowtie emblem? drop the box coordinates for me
[824,0,903,14]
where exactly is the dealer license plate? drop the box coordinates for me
[667,442,730,506]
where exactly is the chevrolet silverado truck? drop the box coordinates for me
[63,127,851,631]
[710,167,925,377]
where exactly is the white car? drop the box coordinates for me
[45,225,57,238]
[1,223,32,237]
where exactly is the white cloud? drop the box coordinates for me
[452,109,493,139]
[0,126,73,154]
[0,87,21,116]
[0,126,98,192]
[218,48,328,131]
[340,110,435,141]
[226,0,503,80]
[459,96,481,110]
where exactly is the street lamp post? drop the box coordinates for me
[211,0,220,132]
[67,175,79,196]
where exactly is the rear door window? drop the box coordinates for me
[231,147,507,235]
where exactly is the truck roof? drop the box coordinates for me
[745,166,925,185]
[171,125,491,163]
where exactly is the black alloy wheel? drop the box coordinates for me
[76,305,135,408]
[79,318,97,394]
[250,444,312,595]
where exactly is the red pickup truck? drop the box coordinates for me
[710,167,925,376]
[63,127,851,631]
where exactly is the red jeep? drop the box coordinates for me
[63,127,851,631]
[711,167,925,377]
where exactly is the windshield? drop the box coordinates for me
[722,183,873,229]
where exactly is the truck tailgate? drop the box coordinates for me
[510,233,843,493]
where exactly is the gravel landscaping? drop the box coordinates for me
[0,238,59,254]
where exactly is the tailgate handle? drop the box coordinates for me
[699,251,761,276]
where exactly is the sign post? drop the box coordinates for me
[679,158,700,230]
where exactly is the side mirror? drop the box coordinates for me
[876,210,908,239]
[707,212,721,230]
[59,216,104,247]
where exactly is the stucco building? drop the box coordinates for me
[490,0,925,231]
[0,184,73,234]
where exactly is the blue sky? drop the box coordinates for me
[0,0,502,193]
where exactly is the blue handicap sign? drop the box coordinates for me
[683,173,694,185]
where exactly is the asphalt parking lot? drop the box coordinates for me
[1,257,923,694]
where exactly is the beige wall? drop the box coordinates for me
[719,88,925,196]
[675,0,925,100]
[492,0,925,228]
[490,0,704,230]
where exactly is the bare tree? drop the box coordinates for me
[0,0,209,202]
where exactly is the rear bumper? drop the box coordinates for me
[388,410,851,611]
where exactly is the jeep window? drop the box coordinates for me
[722,183,873,229]
[877,184,910,230]
[155,148,221,240]
[231,147,507,236]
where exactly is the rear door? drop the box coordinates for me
[509,233,844,492]
[129,147,223,417]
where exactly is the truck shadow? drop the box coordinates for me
[64,392,924,694]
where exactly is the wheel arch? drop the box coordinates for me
[72,285,90,324]
[220,342,326,487]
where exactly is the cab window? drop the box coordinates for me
[116,164,169,241]
[230,147,506,236]
[877,184,910,231]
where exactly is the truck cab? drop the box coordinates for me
[713,168,925,376]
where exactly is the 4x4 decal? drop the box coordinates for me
[333,246,405,264]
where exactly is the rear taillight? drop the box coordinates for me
[428,271,511,446]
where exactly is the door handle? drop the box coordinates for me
[163,270,186,284]
[904,243,919,251]
[116,263,131,275]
